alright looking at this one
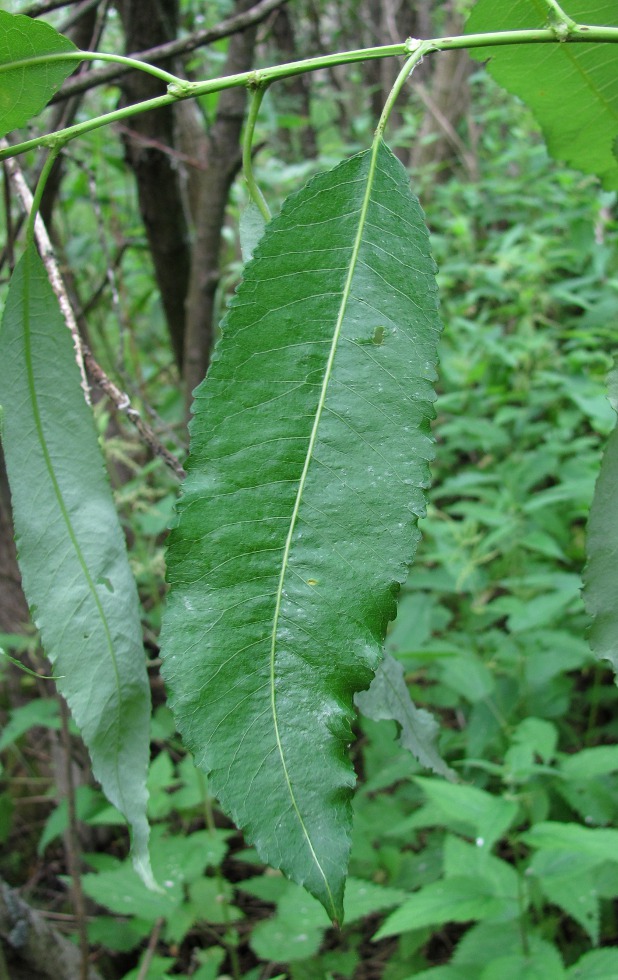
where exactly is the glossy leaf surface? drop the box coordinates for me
[0,10,78,138]
[583,366,618,681]
[0,245,153,885]
[466,0,618,189]
[161,141,442,921]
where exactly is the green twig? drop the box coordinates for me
[0,647,61,680]
[1,26,618,164]
[0,49,185,88]
[375,40,428,139]
[26,147,62,245]
[243,83,271,222]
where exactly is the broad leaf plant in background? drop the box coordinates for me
[1,0,618,976]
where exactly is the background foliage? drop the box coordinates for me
[0,1,617,979]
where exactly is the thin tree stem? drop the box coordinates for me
[375,41,427,139]
[2,143,186,478]
[243,84,271,221]
[26,149,61,246]
[3,25,618,164]
[135,917,164,980]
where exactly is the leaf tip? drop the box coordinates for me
[131,848,162,894]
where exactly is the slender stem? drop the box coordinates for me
[135,917,164,980]
[26,147,62,246]
[375,41,427,139]
[0,50,185,88]
[5,142,186,476]
[1,26,618,164]
[243,85,271,221]
[3,139,89,397]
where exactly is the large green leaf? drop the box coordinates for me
[0,245,153,886]
[466,0,618,189]
[0,11,79,138]
[161,140,442,922]
[373,876,514,940]
[583,366,618,681]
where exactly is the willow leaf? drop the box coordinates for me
[583,366,618,682]
[466,0,618,190]
[161,140,442,922]
[0,245,153,886]
[0,11,78,138]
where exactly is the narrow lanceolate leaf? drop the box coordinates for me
[355,653,456,780]
[466,0,618,190]
[161,140,442,922]
[0,11,79,138]
[583,366,618,683]
[0,245,153,886]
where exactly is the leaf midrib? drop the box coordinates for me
[267,140,383,921]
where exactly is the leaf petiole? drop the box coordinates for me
[0,647,62,680]
[243,81,271,222]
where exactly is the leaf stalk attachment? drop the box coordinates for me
[375,41,431,140]
[243,82,271,222]
[544,0,579,38]
[25,146,62,246]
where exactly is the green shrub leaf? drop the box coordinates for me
[466,0,618,189]
[0,245,153,887]
[523,821,618,860]
[568,949,618,979]
[478,940,566,980]
[412,778,518,850]
[529,851,599,944]
[161,140,442,922]
[355,652,456,779]
[373,876,514,940]
[249,876,407,962]
[0,10,79,137]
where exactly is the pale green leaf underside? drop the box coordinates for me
[0,11,78,138]
[355,652,456,780]
[582,366,618,683]
[0,246,153,885]
[161,141,442,922]
[466,0,618,190]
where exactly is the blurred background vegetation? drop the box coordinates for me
[1,1,617,978]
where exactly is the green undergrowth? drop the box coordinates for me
[2,76,618,979]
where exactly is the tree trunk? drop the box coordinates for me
[181,0,262,411]
[117,0,191,370]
